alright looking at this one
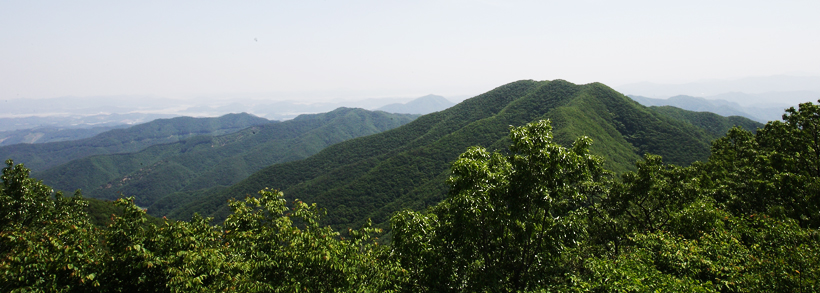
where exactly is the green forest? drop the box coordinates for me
[2,99,819,291]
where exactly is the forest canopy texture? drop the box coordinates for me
[2,100,819,292]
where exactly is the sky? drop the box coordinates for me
[2,0,819,102]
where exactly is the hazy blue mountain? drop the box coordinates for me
[377,94,455,114]
[184,97,419,120]
[0,113,271,171]
[627,94,790,123]
[705,91,818,121]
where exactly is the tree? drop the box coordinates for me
[221,189,405,292]
[1,159,403,292]
[0,160,102,291]
[574,101,820,291]
[707,101,820,228]
[590,154,706,255]
[391,120,607,292]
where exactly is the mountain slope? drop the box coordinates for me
[37,108,418,214]
[377,94,455,114]
[172,80,761,229]
[0,113,271,171]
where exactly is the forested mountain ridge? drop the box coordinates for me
[0,113,271,171]
[174,80,761,229]
[34,108,418,214]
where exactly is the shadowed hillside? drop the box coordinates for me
[36,108,418,215]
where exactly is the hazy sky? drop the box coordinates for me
[2,0,819,101]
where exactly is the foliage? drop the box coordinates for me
[574,101,820,291]
[391,120,606,292]
[388,107,820,291]
[221,189,405,292]
[1,160,402,292]
[1,159,102,291]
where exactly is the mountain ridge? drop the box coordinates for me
[170,80,761,230]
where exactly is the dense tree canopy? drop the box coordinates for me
[1,160,401,292]
[391,120,606,292]
[2,101,819,292]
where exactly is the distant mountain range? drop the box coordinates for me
[615,75,820,123]
[627,95,788,123]
[167,80,761,231]
[377,94,455,114]
[185,100,411,121]
[188,94,454,120]
[1,94,455,132]
[707,91,820,108]
[0,113,271,171]
[615,75,820,103]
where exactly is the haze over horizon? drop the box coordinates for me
[2,0,819,103]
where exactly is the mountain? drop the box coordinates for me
[707,90,820,107]
[35,108,418,215]
[628,94,793,123]
[187,97,420,121]
[377,94,455,114]
[170,80,762,230]
[629,95,748,116]
[0,113,270,171]
[0,125,128,146]
[629,95,765,122]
